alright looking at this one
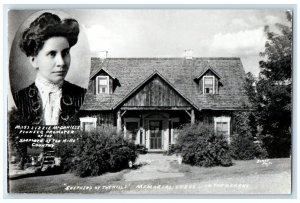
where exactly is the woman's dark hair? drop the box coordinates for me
[20,12,80,57]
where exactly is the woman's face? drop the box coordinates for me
[30,36,71,84]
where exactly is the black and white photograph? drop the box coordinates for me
[6,7,293,195]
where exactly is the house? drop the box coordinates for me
[79,56,250,152]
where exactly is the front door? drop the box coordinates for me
[149,120,162,149]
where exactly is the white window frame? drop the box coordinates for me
[203,76,215,94]
[214,116,231,143]
[80,117,97,131]
[96,76,109,94]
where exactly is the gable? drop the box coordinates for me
[196,67,222,80]
[122,75,191,109]
[90,68,116,80]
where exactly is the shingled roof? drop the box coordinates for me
[81,57,251,111]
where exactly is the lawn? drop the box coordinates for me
[8,157,291,194]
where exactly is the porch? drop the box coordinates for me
[118,109,194,152]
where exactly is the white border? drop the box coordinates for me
[1,1,298,202]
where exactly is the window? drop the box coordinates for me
[96,76,109,94]
[203,76,215,94]
[214,117,231,142]
[80,117,97,132]
[126,122,139,141]
[216,122,228,135]
[124,118,140,144]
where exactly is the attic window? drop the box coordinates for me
[203,76,215,94]
[96,76,109,94]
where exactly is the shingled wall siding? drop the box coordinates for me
[123,76,190,108]
[197,110,234,134]
[80,111,115,126]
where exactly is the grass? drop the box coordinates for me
[172,158,291,181]
[8,169,130,193]
[8,158,291,194]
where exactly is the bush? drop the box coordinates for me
[253,140,268,159]
[56,125,138,177]
[175,123,232,167]
[108,142,137,172]
[8,108,33,169]
[54,141,77,173]
[230,133,255,160]
[164,144,178,156]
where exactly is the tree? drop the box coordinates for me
[256,11,292,158]
[229,72,269,160]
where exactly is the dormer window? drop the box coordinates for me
[195,67,221,95]
[96,76,109,94]
[203,76,215,94]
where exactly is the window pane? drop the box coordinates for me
[97,77,109,94]
[205,88,211,93]
[204,77,213,85]
[99,77,107,85]
[83,122,94,132]
[204,77,214,94]
[126,122,139,141]
[216,122,228,135]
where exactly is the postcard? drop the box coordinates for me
[6,8,293,195]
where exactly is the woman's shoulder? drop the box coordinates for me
[13,83,37,102]
[62,80,87,96]
[14,83,36,94]
[12,83,42,119]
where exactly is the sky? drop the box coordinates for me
[9,9,290,78]
[72,9,290,76]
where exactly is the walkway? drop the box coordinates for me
[123,154,184,181]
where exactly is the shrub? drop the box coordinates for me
[8,108,32,169]
[164,144,178,156]
[175,123,232,167]
[54,141,77,173]
[56,125,138,177]
[253,140,268,159]
[108,142,137,172]
[230,133,255,160]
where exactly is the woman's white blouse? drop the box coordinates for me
[35,76,63,125]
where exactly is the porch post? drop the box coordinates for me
[191,109,195,124]
[117,110,122,134]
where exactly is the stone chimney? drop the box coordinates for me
[184,49,193,60]
[98,51,108,60]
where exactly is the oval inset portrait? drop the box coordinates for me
[9,10,91,125]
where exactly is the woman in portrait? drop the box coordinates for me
[13,12,86,125]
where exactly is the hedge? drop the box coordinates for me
[175,123,232,167]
